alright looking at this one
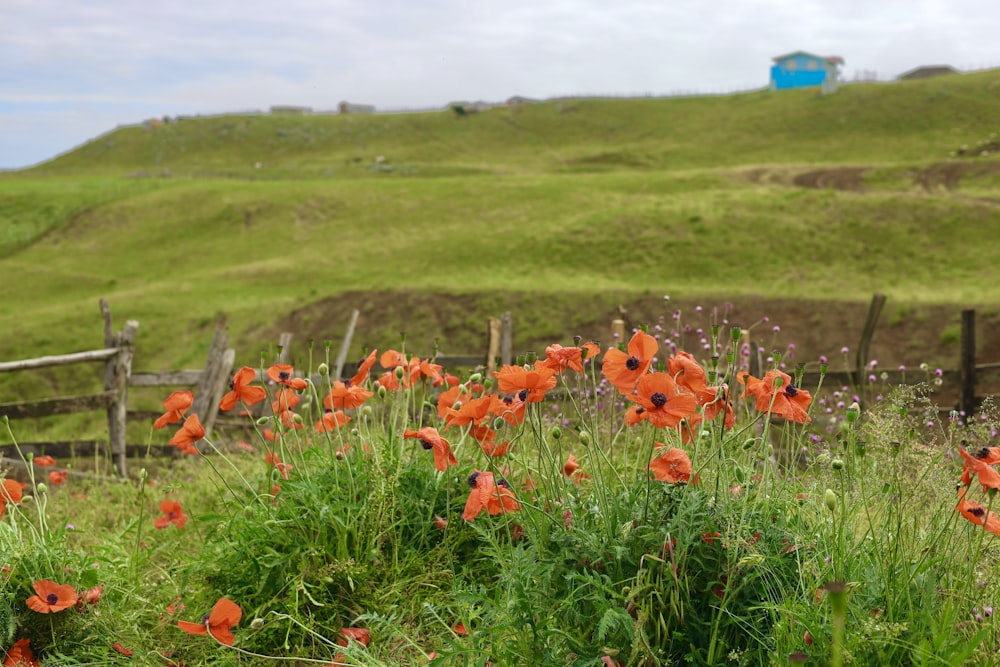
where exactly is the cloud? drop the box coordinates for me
[2,0,1000,167]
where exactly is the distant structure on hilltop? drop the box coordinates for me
[270,105,313,115]
[770,51,844,93]
[339,101,375,114]
[898,65,959,81]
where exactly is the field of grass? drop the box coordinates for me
[1,68,999,434]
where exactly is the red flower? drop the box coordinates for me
[78,584,103,606]
[169,415,205,454]
[462,470,518,521]
[348,349,378,386]
[697,385,735,429]
[154,390,194,429]
[271,388,301,413]
[649,446,693,484]
[629,373,697,428]
[473,426,509,457]
[539,342,600,374]
[178,597,242,646]
[602,330,658,394]
[266,364,308,390]
[738,370,812,424]
[315,410,350,433]
[436,385,462,421]
[444,395,491,429]
[112,642,133,656]
[337,627,371,647]
[48,470,68,485]
[493,365,557,403]
[33,455,56,468]
[3,639,37,667]
[488,393,526,426]
[219,367,266,412]
[324,382,373,410]
[956,490,1000,535]
[667,351,707,393]
[155,500,188,529]
[26,579,78,613]
[563,455,590,483]
[1,480,24,504]
[265,451,293,479]
[959,447,1000,492]
[453,622,469,637]
[404,427,457,472]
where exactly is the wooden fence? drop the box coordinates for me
[1,295,997,479]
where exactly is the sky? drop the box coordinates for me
[2,0,999,169]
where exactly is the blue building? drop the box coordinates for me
[770,51,844,91]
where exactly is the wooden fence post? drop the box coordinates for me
[277,332,293,364]
[334,309,360,381]
[105,320,138,477]
[610,319,626,346]
[854,293,886,388]
[191,317,231,437]
[487,318,501,373]
[500,312,512,367]
[960,309,977,416]
[749,341,762,379]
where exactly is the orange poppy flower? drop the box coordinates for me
[602,330,659,395]
[444,395,492,429]
[667,351,707,393]
[112,643,133,656]
[265,451,293,479]
[436,385,462,421]
[169,415,205,454]
[315,409,350,433]
[563,455,590,482]
[155,499,188,529]
[738,370,812,424]
[78,585,103,606]
[348,349,378,387]
[488,393,526,426]
[418,358,444,385]
[649,446,693,484]
[472,426,509,457]
[33,455,56,468]
[493,364,557,403]
[956,490,1000,535]
[154,390,194,429]
[462,470,519,521]
[628,373,698,428]
[453,622,469,637]
[26,579,78,613]
[324,382,373,410]
[3,639,37,667]
[271,388,300,414]
[625,404,648,426]
[695,385,734,429]
[266,364,308,390]
[379,349,408,369]
[337,627,371,647]
[404,427,457,472]
[177,597,242,646]
[539,342,601,374]
[48,470,68,486]
[959,447,1000,492]
[0,479,23,504]
[967,446,1000,465]
[219,367,267,412]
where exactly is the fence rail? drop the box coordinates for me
[1,294,997,479]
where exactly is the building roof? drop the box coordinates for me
[772,51,844,64]
[897,65,959,80]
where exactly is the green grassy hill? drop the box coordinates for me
[2,70,1000,440]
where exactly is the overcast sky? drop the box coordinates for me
[2,0,998,169]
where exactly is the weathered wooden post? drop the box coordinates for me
[104,319,138,477]
[960,309,977,416]
[486,317,502,373]
[500,312,512,367]
[610,319,626,346]
[333,309,360,381]
[854,293,886,389]
[191,317,231,437]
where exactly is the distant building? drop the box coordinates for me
[770,52,844,91]
[898,65,959,81]
[338,102,376,114]
[270,105,312,115]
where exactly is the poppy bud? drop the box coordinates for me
[138,468,148,480]
[394,366,405,379]
[317,363,329,376]
[742,438,756,450]
[0,415,7,425]
[292,413,303,424]
[824,488,837,513]
[493,417,505,430]
[350,429,360,437]
[846,402,860,424]
[483,379,493,390]
[377,385,387,399]
[250,618,265,630]
[731,327,742,343]
[458,383,468,394]
[524,351,537,365]
[256,417,270,426]
[579,431,592,447]
[804,630,813,645]
[37,483,48,494]
[467,373,482,384]
[831,458,844,470]
[362,405,373,417]
[550,426,562,440]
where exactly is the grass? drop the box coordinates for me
[2,333,1000,665]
